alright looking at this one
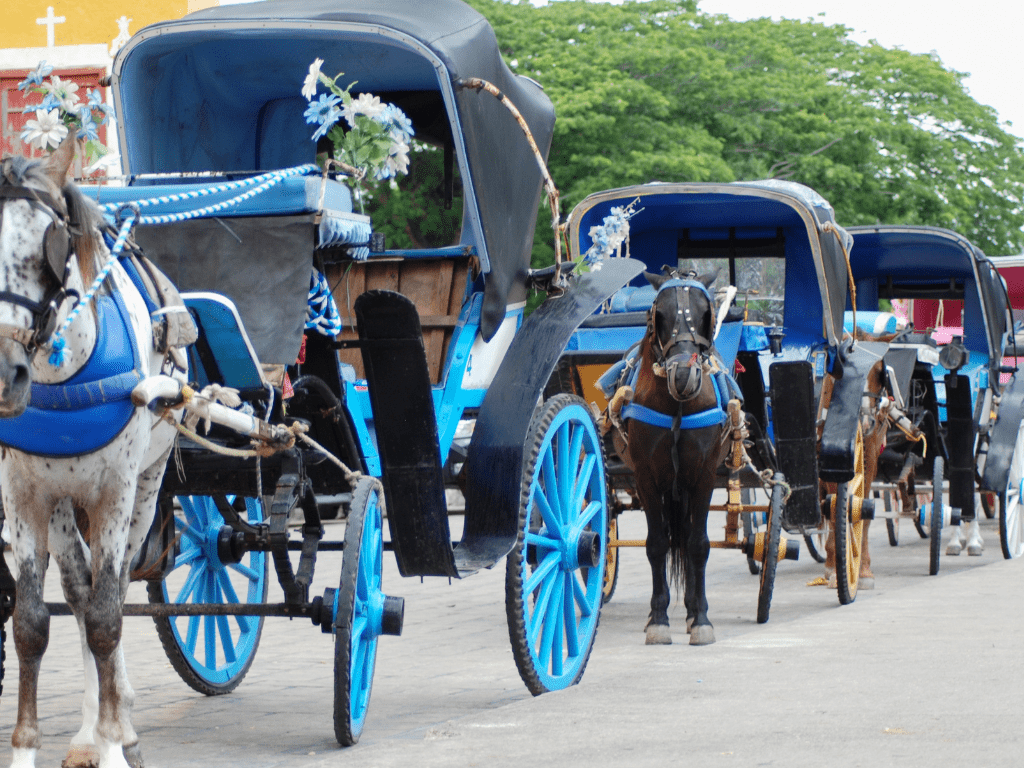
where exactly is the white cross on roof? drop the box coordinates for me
[36,6,66,49]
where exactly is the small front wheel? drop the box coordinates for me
[334,477,402,746]
[756,477,785,624]
[148,495,267,695]
[507,394,606,695]
[929,457,945,575]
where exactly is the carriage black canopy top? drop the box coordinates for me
[109,0,555,341]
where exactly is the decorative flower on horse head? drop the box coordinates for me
[644,269,719,402]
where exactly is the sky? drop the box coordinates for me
[527,0,1024,140]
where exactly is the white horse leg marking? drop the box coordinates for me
[965,517,984,556]
[945,522,966,555]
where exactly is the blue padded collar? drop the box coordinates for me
[622,369,729,430]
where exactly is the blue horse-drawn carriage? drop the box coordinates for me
[0,0,645,751]
[551,180,876,622]
[845,225,1024,572]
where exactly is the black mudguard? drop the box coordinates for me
[769,361,820,529]
[982,374,1024,495]
[819,342,888,483]
[460,258,645,575]
[356,290,457,578]
[944,373,976,519]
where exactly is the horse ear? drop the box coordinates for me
[696,268,719,289]
[43,127,77,188]
[644,271,670,290]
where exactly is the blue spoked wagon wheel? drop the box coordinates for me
[334,477,403,746]
[147,495,267,695]
[506,394,606,695]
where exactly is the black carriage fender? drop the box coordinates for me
[981,374,1024,494]
[458,258,645,571]
[818,342,888,484]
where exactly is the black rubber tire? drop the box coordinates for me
[756,477,784,624]
[929,457,944,576]
[741,488,761,576]
[884,492,899,547]
[335,477,385,747]
[506,394,605,695]
[602,515,620,605]
[833,482,860,606]
[147,495,267,696]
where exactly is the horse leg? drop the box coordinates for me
[7,503,51,768]
[643,489,672,645]
[945,521,966,555]
[79,470,145,768]
[965,517,984,556]
[859,519,874,590]
[48,499,100,768]
[682,485,714,646]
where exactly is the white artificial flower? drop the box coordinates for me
[20,109,68,150]
[302,58,324,100]
[389,140,411,176]
[43,75,80,112]
[343,92,385,127]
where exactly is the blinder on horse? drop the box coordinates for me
[648,276,715,402]
[0,157,75,352]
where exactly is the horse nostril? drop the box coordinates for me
[11,364,29,392]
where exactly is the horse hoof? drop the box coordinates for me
[62,746,99,768]
[689,625,715,646]
[645,624,672,645]
[685,617,694,633]
[123,743,145,768]
[859,576,875,590]
[967,543,984,556]
[827,575,838,589]
[946,542,962,556]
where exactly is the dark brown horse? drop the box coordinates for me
[610,270,731,645]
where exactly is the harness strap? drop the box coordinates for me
[621,371,729,430]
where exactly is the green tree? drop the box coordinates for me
[465,0,1024,260]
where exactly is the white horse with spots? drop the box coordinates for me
[0,137,186,768]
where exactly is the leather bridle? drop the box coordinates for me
[648,278,714,402]
[0,158,76,354]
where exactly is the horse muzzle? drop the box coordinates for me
[0,348,31,417]
[664,356,703,402]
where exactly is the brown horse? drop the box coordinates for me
[609,270,731,645]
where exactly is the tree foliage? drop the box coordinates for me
[464,0,1024,259]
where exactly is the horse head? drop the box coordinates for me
[0,132,98,415]
[643,268,718,402]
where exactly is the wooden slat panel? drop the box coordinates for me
[325,258,471,384]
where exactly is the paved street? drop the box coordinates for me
[3,503,1021,767]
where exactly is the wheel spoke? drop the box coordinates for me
[204,614,217,670]
[537,575,564,670]
[556,423,572,518]
[173,546,202,571]
[570,568,594,618]
[183,614,200,653]
[215,569,242,605]
[527,567,559,647]
[570,454,596,520]
[215,614,237,664]
[562,571,580,659]
[534,490,562,543]
[227,560,260,582]
[541,448,562,524]
[174,563,206,604]
[525,530,558,551]
[524,551,560,596]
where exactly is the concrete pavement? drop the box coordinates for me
[3,507,1021,767]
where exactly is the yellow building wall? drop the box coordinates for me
[2,0,222,49]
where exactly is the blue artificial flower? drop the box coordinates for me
[17,61,53,91]
[311,106,342,141]
[87,89,103,108]
[377,103,414,142]
[304,93,342,126]
[38,92,62,112]
[78,112,100,142]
